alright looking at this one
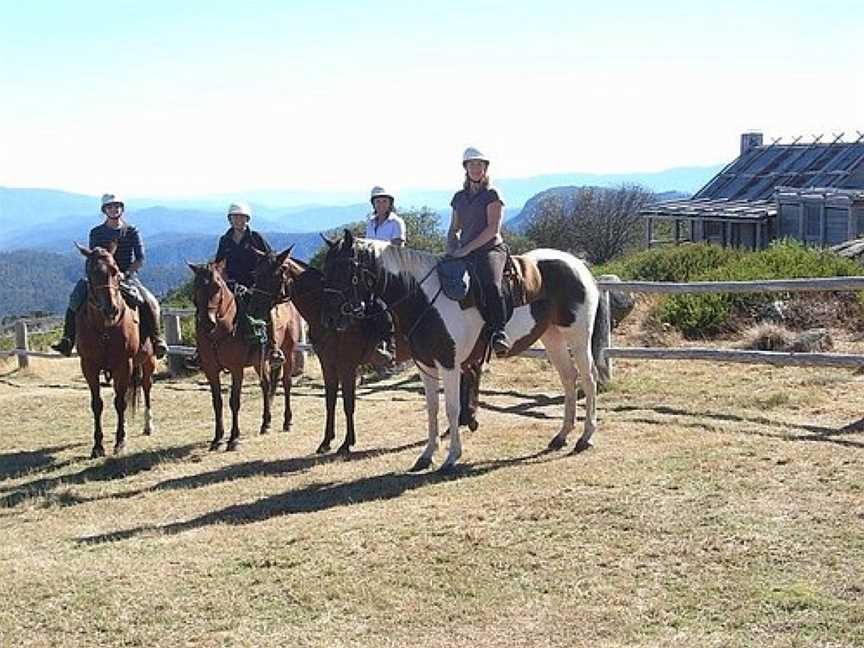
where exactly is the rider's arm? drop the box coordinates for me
[255,232,273,255]
[128,228,144,274]
[214,235,229,263]
[446,208,461,255]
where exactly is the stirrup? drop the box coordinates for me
[491,332,510,358]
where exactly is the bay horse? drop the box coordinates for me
[248,247,482,457]
[321,231,609,472]
[187,261,302,451]
[75,243,157,458]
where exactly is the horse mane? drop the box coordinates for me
[358,239,440,279]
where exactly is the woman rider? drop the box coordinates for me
[446,147,510,357]
[213,202,283,365]
[363,186,406,363]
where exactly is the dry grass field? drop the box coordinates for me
[1,320,864,647]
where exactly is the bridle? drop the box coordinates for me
[322,252,381,319]
[86,263,125,328]
[322,244,438,324]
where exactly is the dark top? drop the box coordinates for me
[214,227,272,287]
[450,186,505,251]
[89,222,144,273]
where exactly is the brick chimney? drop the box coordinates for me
[740,132,763,156]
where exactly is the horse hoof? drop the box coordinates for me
[547,436,567,451]
[226,440,240,452]
[336,445,351,458]
[113,443,126,456]
[572,438,593,454]
[437,462,458,475]
[282,422,292,433]
[259,426,271,435]
[468,419,479,432]
[209,441,223,452]
[409,456,433,472]
[315,443,331,455]
[90,446,105,459]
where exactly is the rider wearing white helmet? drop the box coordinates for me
[363,186,406,365]
[52,194,168,358]
[214,202,272,288]
[365,186,406,246]
[446,147,510,357]
[212,202,283,365]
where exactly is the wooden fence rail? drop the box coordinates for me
[595,275,864,378]
[6,276,864,376]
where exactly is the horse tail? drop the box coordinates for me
[591,287,610,387]
[127,364,143,417]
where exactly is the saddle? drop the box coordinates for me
[437,253,544,313]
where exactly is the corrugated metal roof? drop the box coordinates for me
[641,198,776,221]
[694,141,864,201]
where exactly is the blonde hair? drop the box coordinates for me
[463,171,491,192]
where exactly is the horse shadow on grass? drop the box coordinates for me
[611,404,864,450]
[93,439,431,506]
[0,442,201,509]
[78,445,564,545]
[0,443,84,482]
[455,386,864,449]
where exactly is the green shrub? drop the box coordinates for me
[596,243,741,282]
[595,240,864,337]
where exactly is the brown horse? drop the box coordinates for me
[75,243,157,458]
[187,261,302,451]
[249,247,481,457]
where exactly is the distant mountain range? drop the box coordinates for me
[0,164,721,317]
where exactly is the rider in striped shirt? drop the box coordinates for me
[51,194,168,358]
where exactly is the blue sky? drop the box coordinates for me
[1,0,861,198]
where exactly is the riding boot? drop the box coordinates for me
[140,302,167,359]
[149,305,168,359]
[51,309,77,357]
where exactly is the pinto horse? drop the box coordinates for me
[248,247,482,456]
[321,231,609,472]
[75,243,157,458]
[187,261,302,451]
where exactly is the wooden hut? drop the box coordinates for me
[642,132,864,249]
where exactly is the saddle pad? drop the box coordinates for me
[437,257,471,301]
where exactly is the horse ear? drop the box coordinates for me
[276,245,294,265]
[105,240,118,256]
[187,261,204,274]
[75,241,93,257]
[320,233,336,248]
[214,258,227,277]
[343,229,355,246]
[251,246,269,258]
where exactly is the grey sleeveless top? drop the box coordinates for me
[450,186,505,250]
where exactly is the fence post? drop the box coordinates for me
[15,321,29,370]
[164,314,184,377]
[598,289,612,387]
